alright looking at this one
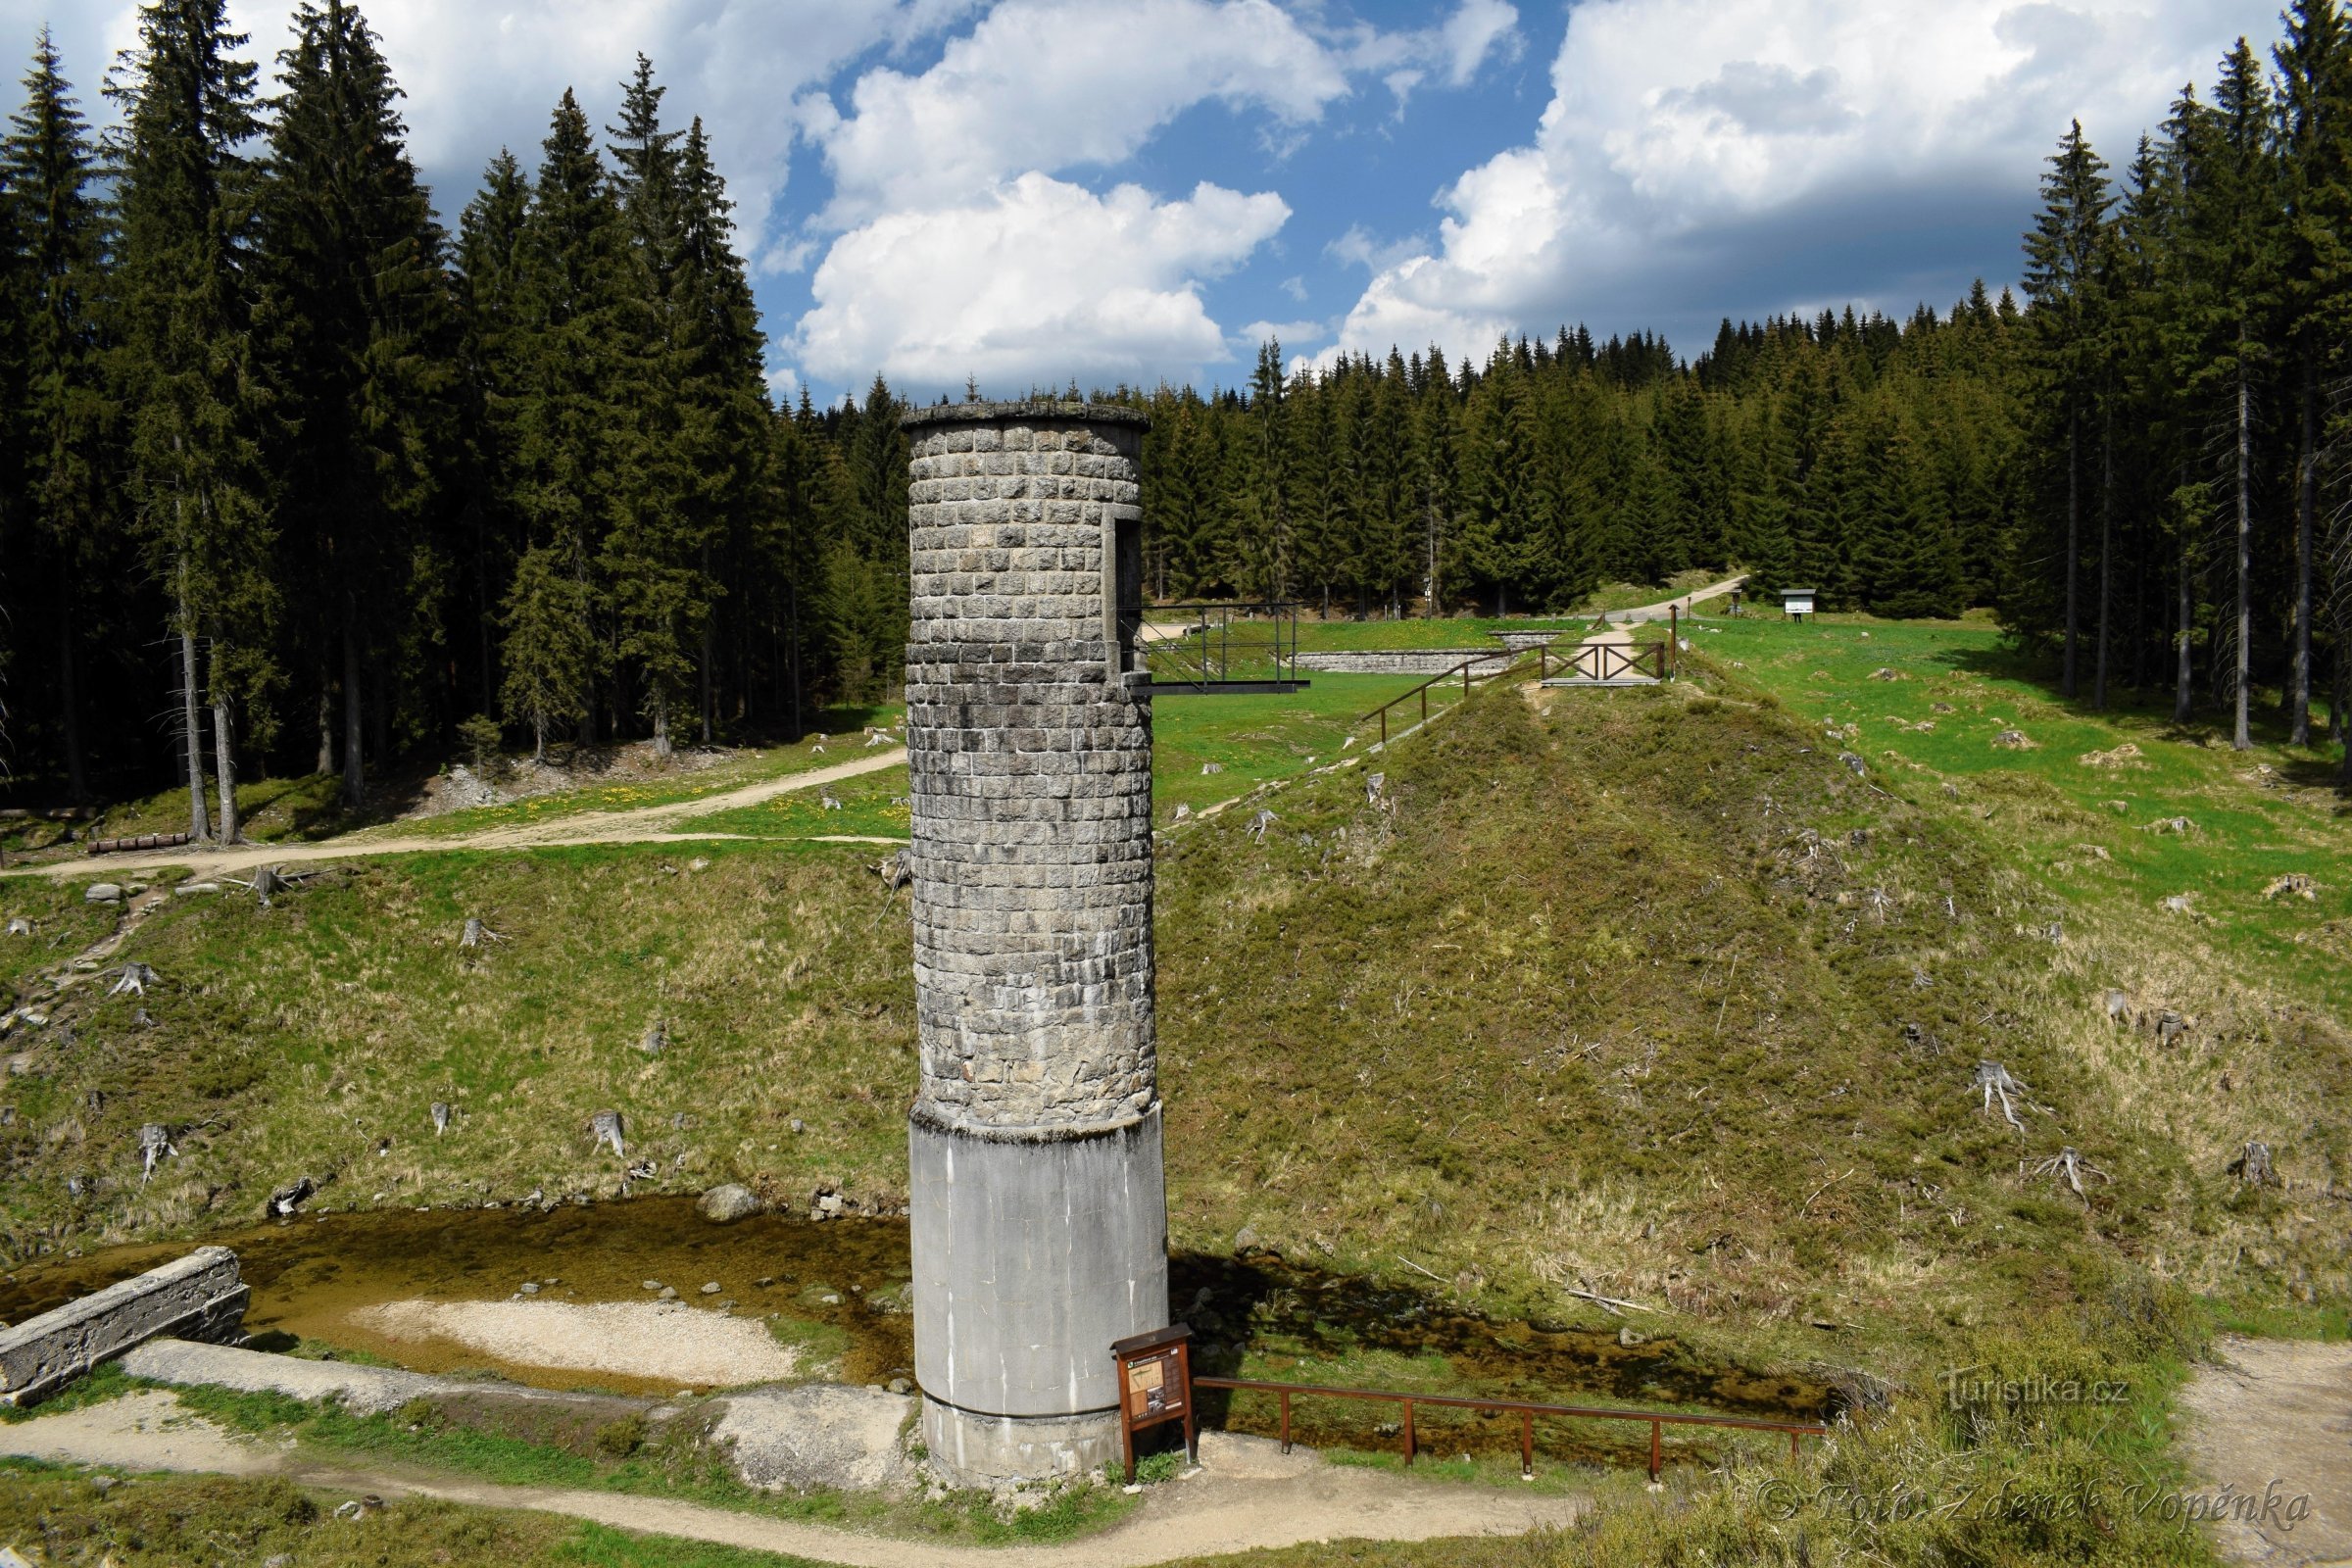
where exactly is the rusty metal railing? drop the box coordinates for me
[1192,1374,1831,1481]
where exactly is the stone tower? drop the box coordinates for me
[900,401,1167,1484]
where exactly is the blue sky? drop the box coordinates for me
[4,0,2285,406]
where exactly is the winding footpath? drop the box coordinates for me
[0,1391,1582,1567]
[6,749,910,884]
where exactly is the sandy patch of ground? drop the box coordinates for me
[2177,1336,2352,1565]
[352,1298,798,1388]
[0,1389,268,1476]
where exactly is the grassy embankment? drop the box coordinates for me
[1,610,2345,1566]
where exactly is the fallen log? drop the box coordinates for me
[85,832,191,857]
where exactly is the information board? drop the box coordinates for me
[1109,1324,1196,1482]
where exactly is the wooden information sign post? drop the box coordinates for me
[1109,1324,1195,1483]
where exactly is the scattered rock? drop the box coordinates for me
[1233,1224,1260,1253]
[2144,815,2196,836]
[4,916,31,937]
[84,883,123,905]
[642,1280,663,1292]
[700,1281,722,1296]
[2078,742,2146,768]
[2156,1008,2189,1046]
[430,1102,452,1136]
[2160,894,2197,916]
[1991,729,2035,751]
[1868,666,1904,680]
[517,1282,541,1297]
[715,1384,914,1493]
[888,1377,911,1395]
[268,1176,317,1217]
[2262,873,2320,902]
[657,1286,678,1301]
[698,1184,763,1223]
[788,1117,806,1135]
[1171,803,1193,821]
[1200,762,1223,775]
[639,1020,668,1056]
[1838,752,1866,776]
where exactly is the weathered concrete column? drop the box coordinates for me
[901,401,1166,1485]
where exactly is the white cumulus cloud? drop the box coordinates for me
[793,173,1288,389]
[1330,0,2280,363]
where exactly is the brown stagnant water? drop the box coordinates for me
[0,1200,1828,1468]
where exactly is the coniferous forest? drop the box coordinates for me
[2,0,2347,824]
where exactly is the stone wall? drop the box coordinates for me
[0,1246,247,1404]
[903,404,1156,1131]
[1296,648,1519,676]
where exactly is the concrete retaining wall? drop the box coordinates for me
[0,1247,248,1404]
[1296,649,1518,676]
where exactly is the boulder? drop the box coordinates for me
[84,884,123,905]
[698,1184,762,1224]
[715,1384,913,1493]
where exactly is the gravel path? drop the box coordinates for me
[9,750,908,882]
[2177,1336,2352,1565]
[0,1395,1584,1567]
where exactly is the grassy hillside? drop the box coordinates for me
[7,635,2347,1565]
[7,651,2341,1351]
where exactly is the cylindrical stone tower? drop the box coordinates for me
[901,401,1166,1485]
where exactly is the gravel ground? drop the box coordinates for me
[353,1298,799,1388]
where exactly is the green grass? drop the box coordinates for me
[0,1457,851,1567]
[674,765,910,842]
[1152,674,1424,818]
[378,705,906,843]
[163,1376,1139,1546]
[1,613,2345,1568]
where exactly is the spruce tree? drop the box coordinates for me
[260,0,457,805]
[504,88,630,748]
[455,147,530,719]
[2275,0,2350,746]
[2180,44,2281,748]
[109,0,275,843]
[2021,120,2112,700]
[6,30,114,801]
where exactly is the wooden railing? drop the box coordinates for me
[1361,649,1543,747]
[1193,1374,1830,1481]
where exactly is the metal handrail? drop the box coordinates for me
[1192,1373,1830,1481]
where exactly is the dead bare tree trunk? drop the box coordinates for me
[2176,464,2194,725]
[651,687,671,760]
[175,559,212,845]
[2096,405,2112,710]
[210,622,239,846]
[2292,352,2316,746]
[2063,407,2080,700]
[315,685,334,776]
[342,620,365,808]
[56,564,88,803]
[2234,347,2253,751]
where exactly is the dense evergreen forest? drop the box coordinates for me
[1,0,2346,826]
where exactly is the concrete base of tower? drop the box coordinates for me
[907,1103,1169,1487]
[917,1397,1122,1484]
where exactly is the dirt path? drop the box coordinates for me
[0,1394,1582,1567]
[2176,1336,2352,1565]
[1610,573,1748,624]
[10,750,909,883]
